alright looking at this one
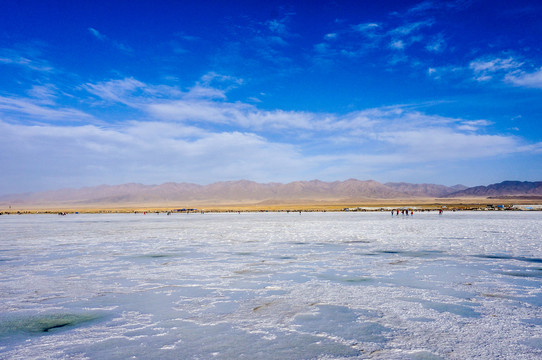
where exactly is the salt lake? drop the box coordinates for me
[1,211,542,359]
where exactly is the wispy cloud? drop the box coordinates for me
[82,77,537,161]
[9,73,526,152]
[404,0,471,16]
[82,77,184,107]
[469,56,522,81]
[390,40,405,50]
[0,48,54,72]
[0,95,92,122]
[0,119,308,192]
[88,27,133,53]
[457,119,493,131]
[313,12,438,65]
[505,68,542,89]
[425,33,446,52]
[266,18,288,35]
[199,71,244,89]
[82,73,244,109]
[406,1,440,14]
[389,19,434,36]
[83,77,148,106]
[387,19,434,53]
[26,84,58,104]
[88,27,107,41]
[0,99,530,194]
[1,71,538,193]
[352,22,381,35]
[426,54,542,92]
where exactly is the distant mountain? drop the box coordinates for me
[1,180,539,207]
[385,182,468,197]
[445,181,542,198]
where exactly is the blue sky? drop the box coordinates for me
[1,0,542,195]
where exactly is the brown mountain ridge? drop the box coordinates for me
[2,179,540,208]
[442,181,542,198]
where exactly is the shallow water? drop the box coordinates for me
[1,211,542,359]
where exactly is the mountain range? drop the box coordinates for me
[1,180,541,208]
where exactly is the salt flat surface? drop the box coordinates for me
[1,211,542,359]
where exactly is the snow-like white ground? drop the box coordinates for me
[1,211,542,359]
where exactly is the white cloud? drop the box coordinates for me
[469,57,520,73]
[146,100,237,124]
[107,82,526,163]
[143,96,533,166]
[184,85,227,100]
[390,40,405,50]
[1,75,539,194]
[427,67,438,77]
[146,99,320,131]
[83,74,245,109]
[387,20,432,51]
[0,119,309,193]
[469,57,523,81]
[4,105,524,195]
[323,17,434,62]
[505,68,542,89]
[353,23,380,34]
[375,128,518,161]
[83,77,146,105]
[457,119,493,131]
[466,56,542,89]
[518,141,542,153]
[26,84,58,104]
[0,96,92,122]
[83,77,185,107]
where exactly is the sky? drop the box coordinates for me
[1,0,542,195]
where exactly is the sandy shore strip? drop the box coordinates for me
[2,198,542,214]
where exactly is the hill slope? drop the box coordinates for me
[0,179,462,207]
[445,181,542,198]
[1,180,540,207]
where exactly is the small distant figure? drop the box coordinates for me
[439,209,443,215]
[391,210,394,216]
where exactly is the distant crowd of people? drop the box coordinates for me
[391,209,443,216]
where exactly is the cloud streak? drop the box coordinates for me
[88,27,133,53]
[0,96,93,122]
[0,48,54,72]
[506,68,542,89]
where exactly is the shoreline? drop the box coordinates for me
[2,198,542,214]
